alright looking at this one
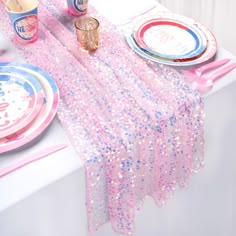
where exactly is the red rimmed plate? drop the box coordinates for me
[127,13,217,66]
[0,67,44,139]
[133,17,207,60]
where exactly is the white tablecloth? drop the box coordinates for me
[0,1,235,236]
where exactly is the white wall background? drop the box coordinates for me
[158,0,236,54]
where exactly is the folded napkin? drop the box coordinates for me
[0,1,205,235]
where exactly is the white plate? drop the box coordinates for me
[0,63,59,153]
[127,13,217,66]
[133,17,207,60]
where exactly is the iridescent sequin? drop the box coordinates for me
[0,1,205,235]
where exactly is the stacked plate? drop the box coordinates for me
[0,62,59,153]
[126,12,217,66]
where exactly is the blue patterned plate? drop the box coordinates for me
[0,67,44,139]
[0,62,59,153]
[133,17,207,60]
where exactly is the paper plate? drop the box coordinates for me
[133,18,207,60]
[0,63,59,153]
[0,67,44,138]
[127,13,217,66]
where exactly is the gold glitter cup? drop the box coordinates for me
[75,16,99,51]
[66,0,88,16]
[5,0,38,44]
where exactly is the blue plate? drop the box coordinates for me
[133,17,207,60]
[0,66,44,139]
[0,62,59,153]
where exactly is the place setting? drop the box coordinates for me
[0,0,99,155]
[125,12,218,67]
[0,62,59,153]
[124,11,236,94]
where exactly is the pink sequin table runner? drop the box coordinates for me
[0,1,204,235]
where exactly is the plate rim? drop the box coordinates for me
[133,17,207,60]
[127,13,217,66]
[0,62,59,153]
[0,67,44,138]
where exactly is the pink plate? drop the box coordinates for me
[0,67,44,138]
[128,12,217,66]
[133,18,207,60]
[0,63,59,153]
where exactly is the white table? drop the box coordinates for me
[0,1,235,236]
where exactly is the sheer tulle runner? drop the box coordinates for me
[0,1,204,235]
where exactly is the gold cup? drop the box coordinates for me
[75,16,99,51]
